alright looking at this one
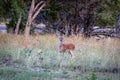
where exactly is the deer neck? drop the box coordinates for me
[58,36,63,49]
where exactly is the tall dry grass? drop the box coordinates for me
[0,33,120,72]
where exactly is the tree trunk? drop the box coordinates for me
[83,13,94,37]
[115,11,120,38]
[73,0,79,35]
[15,15,22,35]
[24,19,32,36]
[24,0,34,37]
[24,0,51,37]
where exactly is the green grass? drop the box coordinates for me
[0,66,115,80]
[0,34,120,80]
[0,66,88,80]
[0,67,57,80]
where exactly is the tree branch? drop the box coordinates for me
[34,1,44,12]
[32,0,51,21]
[28,0,35,20]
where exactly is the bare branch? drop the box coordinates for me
[34,1,44,12]
[32,0,51,21]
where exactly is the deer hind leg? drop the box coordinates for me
[68,51,75,59]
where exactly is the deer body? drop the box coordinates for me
[59,43,75,53]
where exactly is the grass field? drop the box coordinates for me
[0,33,120,80]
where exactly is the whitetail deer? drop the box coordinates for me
[58,35,75,60]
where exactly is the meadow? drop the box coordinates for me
[0,33,120,80]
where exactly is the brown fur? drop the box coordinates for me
[60,43,75,52]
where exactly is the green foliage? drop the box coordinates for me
[89,72,97,80]
[6,16,26,33]
[0,67,52,80]
[96,14,116,27]
[0,0,25,18]
[11,0,25,16]
[0,53,12,65]
[19,48,33,57]
[0,0,27,33]
[95,0,120,27]
[46,0,62,23]
[0,0,12,18]
[104,78,112,80]
[0,34,120,80]
[6,16,17,33]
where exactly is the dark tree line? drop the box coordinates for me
[0,0,120,37]
[38,0,101,37]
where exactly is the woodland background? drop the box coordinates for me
[0,0,120,80]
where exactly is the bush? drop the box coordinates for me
[0,53,12,65]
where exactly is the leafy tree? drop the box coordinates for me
[46,0,101,37]
[1,0,120,37]
[46,1,61,23]
[0,0,26,34]
[24,0,51,37]
[95,0,119,27]
[96,0,120,37]
[10,0,26,34]
[0,0,12,19]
